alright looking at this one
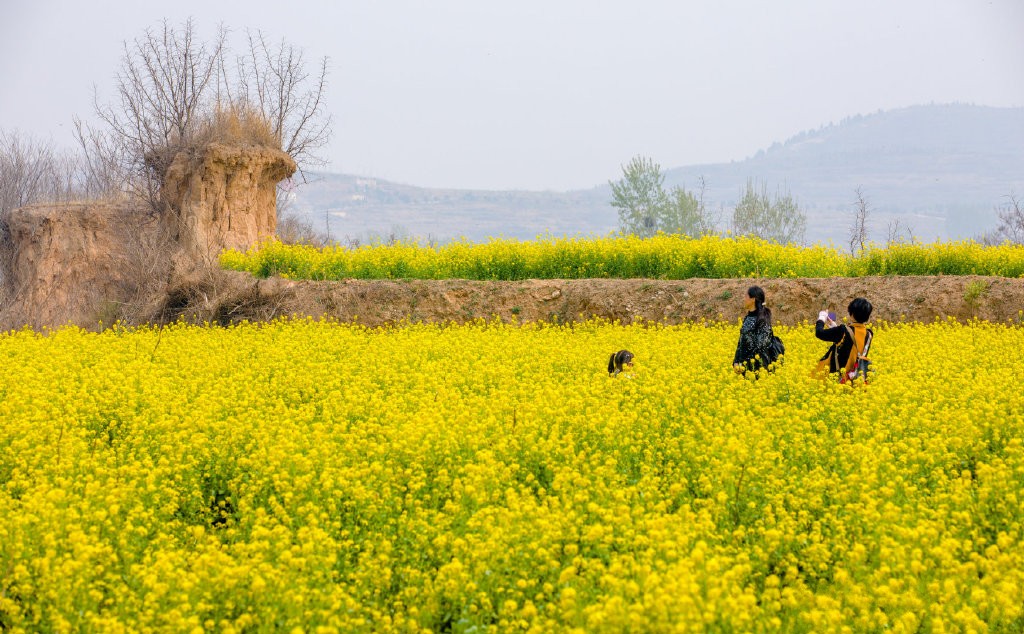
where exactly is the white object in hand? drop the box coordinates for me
[818,310,829,322]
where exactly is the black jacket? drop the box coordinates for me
[734,311,774,370]
[815,320,872,373]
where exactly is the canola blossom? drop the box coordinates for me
[1,318,1023,632]
[220,235,1024,281]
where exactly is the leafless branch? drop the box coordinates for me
[994,192,1024,244]
[87,20,331,214]
[0,131,79,215]
[93,19,227,211]
[236,30,332,181]
[886,218,915,246]
[849,186,870,255]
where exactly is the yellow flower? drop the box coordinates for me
[1,317,1022,631]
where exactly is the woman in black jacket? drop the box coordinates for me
[733,286,776,373]
[815,297,874,381]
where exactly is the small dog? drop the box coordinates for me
[608,350,635,376]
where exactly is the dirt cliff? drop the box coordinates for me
[161,142,296,269]
[0,201,156,329]
[0,142,295,330]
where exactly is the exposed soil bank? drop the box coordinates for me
[181,273,1024,327]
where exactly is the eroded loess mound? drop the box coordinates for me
[0,142,295,330]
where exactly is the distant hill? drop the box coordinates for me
[288,104,1024,244]
[664,104,1024,242]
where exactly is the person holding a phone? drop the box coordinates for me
[814,297,874,381]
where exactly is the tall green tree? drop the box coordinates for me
[664,184,713,237]
[732,178,806,244]
[610,155,712,238]
[609,156,667,238]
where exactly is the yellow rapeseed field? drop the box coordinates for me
[1,318,1022,632]
[219,235,1024,280]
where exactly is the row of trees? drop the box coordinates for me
[607,157,713,239]
[610,156,808,244]
[611,155,1024,248]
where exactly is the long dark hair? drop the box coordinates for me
[608,349,634,375]
[748,285,772,327]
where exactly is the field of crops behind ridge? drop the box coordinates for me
[220,235,1024,281]
[1,318,1022,632]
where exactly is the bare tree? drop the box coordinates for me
[0,131,78,215]
[89,18,227,211]
[886,218,915,245]
[235,30,332,181]
[84,19,331,215]
[72,120,129,199]
[276,213,329,247]
[993,192,1024,244]
[849,187,870,255]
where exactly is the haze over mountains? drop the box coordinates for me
[288,104,1024,244]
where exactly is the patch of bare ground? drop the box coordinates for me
[157,271,1024,328]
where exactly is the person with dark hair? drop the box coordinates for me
[733,285,779,373]
[814,297,874,382]
[608,349,635,377]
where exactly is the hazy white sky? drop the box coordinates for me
[2,0,1022,190]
